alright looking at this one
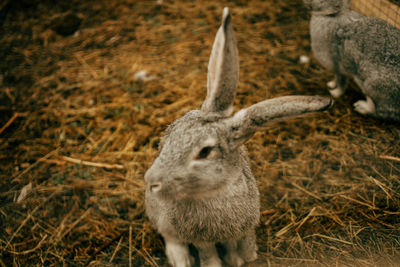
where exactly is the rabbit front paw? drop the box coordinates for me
[224,252,244,267]
[223,242,244,267]
[327,80,344,98]
[197,243,222,267]
[223,235,257,266]
[354,97,376,115]
[165,239,192,267]
[327,80,337,89]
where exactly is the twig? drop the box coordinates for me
[360,211,396,229]
[291,182,322,201]
[340,195,378,210]
[295,207,317,232]
[74,54,99,79]
[12,149,59,183]
[0,208,6,217]
[0,112,18,135]
[312,234,353,245]
[269,256,319,262]
[368,176,393,199]
[0,237,7,246]
[51,206,76,242]
[85,233,123,265]
[6,234,48,255]
[110,236,124,263]
[56,208,92,242]
[61,155,124,170]
[5,192,57,249]
[141,248,159,267]
[260,209,278,216]
[139,225,159,266]
[275,222,296,238]
[379,155,400,163]
[47,251,66,262]
[129,224,132,267]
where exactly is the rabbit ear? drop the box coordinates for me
[201,7,239,116]
[224,95,333,148]
[343,0,351,9]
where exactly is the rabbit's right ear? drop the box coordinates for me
[224,95,333,149]
[343,0,351,9]
[201,7,239,117]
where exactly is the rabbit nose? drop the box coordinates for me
[149,183,162,193]
[145,167,163,193]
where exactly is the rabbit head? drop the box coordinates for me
[145,7,332,200]
[303,0,349,14]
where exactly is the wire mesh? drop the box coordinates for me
[351,0,400,28]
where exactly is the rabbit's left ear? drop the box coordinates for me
[224,95,333,149]
[201,7,239,116]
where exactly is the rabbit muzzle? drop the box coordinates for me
[145,164,188,196]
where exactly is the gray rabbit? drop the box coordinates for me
[145,7,332,267]
[304,0,400,121]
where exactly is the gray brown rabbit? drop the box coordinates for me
[304,0,400,121]
[145,7,332,267]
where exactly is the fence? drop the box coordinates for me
[351,0,400,28]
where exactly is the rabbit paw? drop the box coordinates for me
[354,97,376,115]
[329,88,344,98]
[203,258,222,267]
[327,80,344,98]
[224,251,244,267]
[197,243,222,267]
[243,250,257,262]
[327,80,337,89]
[165,240,192,267]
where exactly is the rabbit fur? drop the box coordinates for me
[304,0,400,121]
[145,7,333,267]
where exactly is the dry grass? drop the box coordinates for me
[1,0,400,266]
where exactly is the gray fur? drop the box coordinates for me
[145,7,332,267]
[304,0,400,121]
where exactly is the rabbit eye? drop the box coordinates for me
[196,146,214,160]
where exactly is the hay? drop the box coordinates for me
[1,0,399,266]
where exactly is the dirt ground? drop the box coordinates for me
[1,0,400,266]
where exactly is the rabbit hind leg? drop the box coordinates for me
[371,79,400,121]
[355,78,400,120]
[354,96,376,115]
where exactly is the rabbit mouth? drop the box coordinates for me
[311,8,341,16]
[159,179,229,200]
[173,189,227,200]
